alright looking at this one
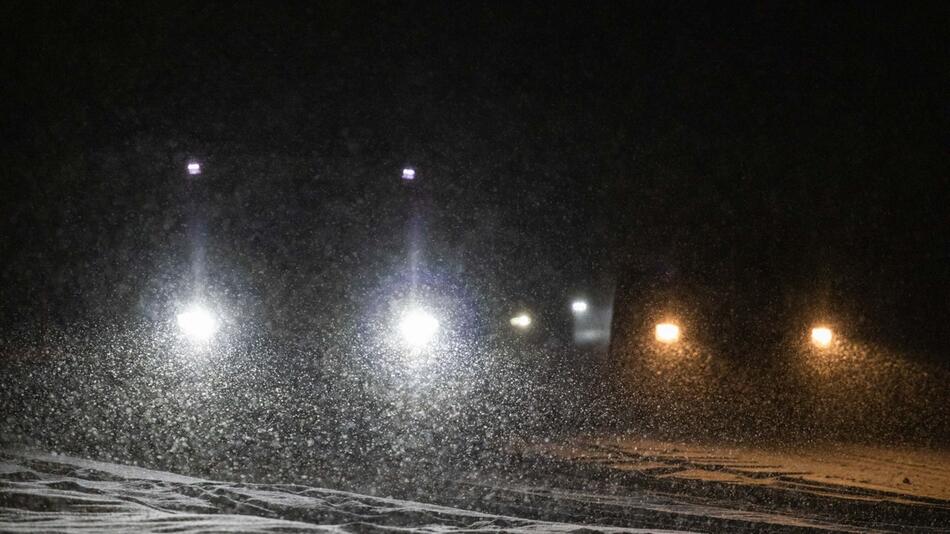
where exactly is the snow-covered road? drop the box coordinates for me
[0,448,689,533]
[3,442,948,533]
[507,437,950,533]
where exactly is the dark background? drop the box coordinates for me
[1,3,947,361]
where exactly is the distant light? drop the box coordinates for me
[398,309,439,348]
[811,327,833,348]
[510,313,532,329]
[655,322,681,344]
[187,162,201,175]
[401,168,416,180]
[176,304,218,343]
[571,300,588,314]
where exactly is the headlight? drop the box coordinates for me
[398,309,440,348]
[811,326,833,348]
[176,304,219,343]
[509,313,532,329]
[655,322,681,344]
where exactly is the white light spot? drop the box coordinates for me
[176,304,218,343]
[398,309,439,348]
[571,300,588,313]
[187,162,201,175]
[655,322,681,343]
[811,326,833,348]
[510,313,532,329]
[401,168,416,180]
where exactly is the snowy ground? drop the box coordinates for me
[0,448,688,533]
[505,436,950,533]
[524,437,950,501]
[4,443,948,533]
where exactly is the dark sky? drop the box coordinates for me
[2,2,947,354]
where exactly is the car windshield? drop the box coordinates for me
[2,4,948,532]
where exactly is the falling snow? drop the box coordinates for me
[2,3,948,532]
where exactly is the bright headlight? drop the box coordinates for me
[177,304,218,343]
[655,322,681,344]
[398,309,440,348]
[510,313,532,329]
[811,326,833,348]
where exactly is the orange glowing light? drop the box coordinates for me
[655,322,681,343]
[811,326,833,348]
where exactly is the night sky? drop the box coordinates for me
[2,2,947,358]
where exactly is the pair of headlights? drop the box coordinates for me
[508,300,589,331]
[651,322,834,348]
